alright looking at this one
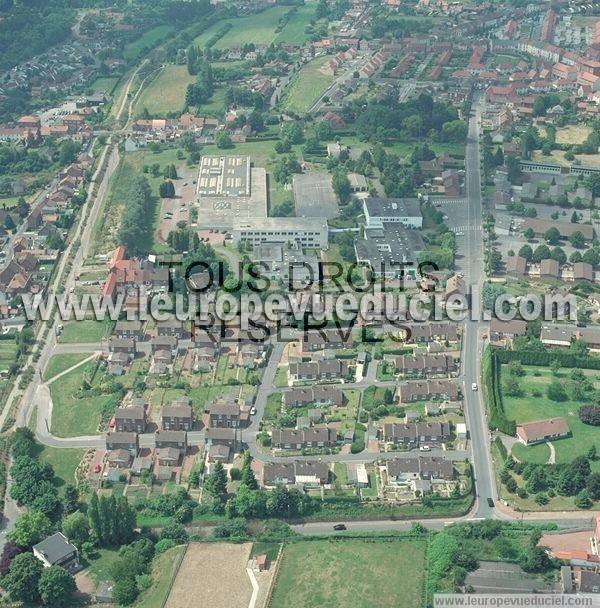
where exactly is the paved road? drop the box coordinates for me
[457,94,496,519]
[292,515,597,535]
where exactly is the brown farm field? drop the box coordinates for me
[164,543,253,608]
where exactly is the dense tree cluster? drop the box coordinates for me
[88,493,136,547]
[185,54,214,106]
[0,1,74,73]
[579,405,600,426]
[0,144,52,176]
[117,175,156,256]
[344,93,464,146]
[500,454,600,508]
[9,429,61,521]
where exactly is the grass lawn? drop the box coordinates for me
[511,441,551,465]
[0,196,25,209]
[273,366,288,388]
[134,545,186,608]
[43,353,93,382]
[269,539,426,608]
[135,65,195,117]
[84,548,120,584]
[40,446,85,491]
[275,3,318,45]
[264,392,282,421]
[124,25,175,62]
[0,339,17,372]
[339,135,465,161]
[501,364,600,467]
[281,56,334,114]
[333,462,348,485]
[195,6,289,49]
[89,76,121,95]
[58,319,114,343]
[50,361,121,437]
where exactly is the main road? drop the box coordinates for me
[458,94,497,519]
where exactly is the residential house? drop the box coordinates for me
[162,397,194,431]
[114,405,146,433]
[105,432,138,455]
[516,417,570,445]
[489,318,527,341]
[283,386,344,408]
[33,533,79,571]
[387,456,454,483]
[154,430,187,455]
[396,380,459,403]
[382,421,451,448]
[271,427,337,450]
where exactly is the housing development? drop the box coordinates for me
[2,0,600,607]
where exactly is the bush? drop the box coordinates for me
[579,405,600,426]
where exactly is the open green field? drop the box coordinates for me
[58,319,114,344]
[89,76,121,95]
[134,545,186,608]
[43,353,93,382]
[193,86,228,117]
[275,3,318,45]
[339,135,465,160]
[40,446,85,490]
[124,25,175,62]
[502,364,600,466]
[0,339,17,373]
[0,196,25,209]
[135,65,195,117]
[269,539,426,608]
[194,6,289,49]
[50,361,120,437]
[281,56,334,114]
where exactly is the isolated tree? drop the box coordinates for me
[544,227,561,245]
[518,244,533,261]
[204,461,228,503]
[547,380,567,402]
[569,231,585,249]
[523,227,535,241]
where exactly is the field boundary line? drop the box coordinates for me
[263,542,283,608]
[161,543,189,608]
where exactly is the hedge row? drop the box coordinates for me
[482,347,516,436]
[496,348,600,370]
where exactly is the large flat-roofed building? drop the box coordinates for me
[232,217,329,249]
[195,155,267,228]
[354,223,424,278]
[363,196,422,228]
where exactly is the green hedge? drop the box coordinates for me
[482,347,516,435]
[496,348,600,370]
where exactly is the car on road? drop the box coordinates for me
[419,445,431,452]
[250,406,257,415]
[333,524,346,531]
[487,497,495,508]
[472,382,478,391]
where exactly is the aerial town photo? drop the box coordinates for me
[4,0,600,606]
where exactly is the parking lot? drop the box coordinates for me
[292,172,339,219]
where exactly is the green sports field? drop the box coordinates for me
[269,539,426,608]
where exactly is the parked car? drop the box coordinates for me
[419,445,431,452]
